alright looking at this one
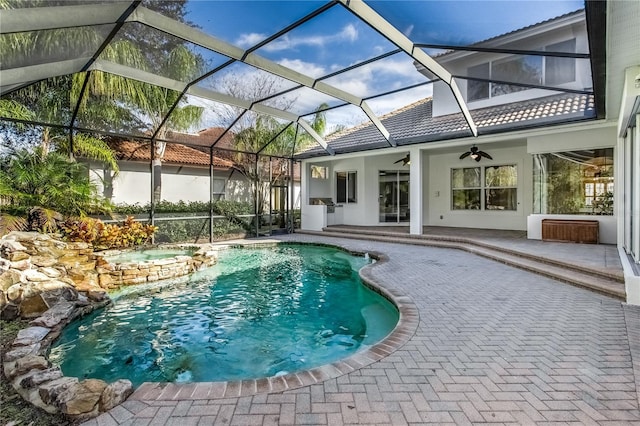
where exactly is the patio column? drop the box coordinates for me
[409,146,423,235]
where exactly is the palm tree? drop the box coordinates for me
[1,2,203,200]
[0,147,110,217]
[85,43,205,202]
[231,105,327,226]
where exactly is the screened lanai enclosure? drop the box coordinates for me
[0,0,604,242]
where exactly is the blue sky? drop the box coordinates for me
[183,0,585,131]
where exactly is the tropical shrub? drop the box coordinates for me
[0,148,111,217]
[60,216,157,249]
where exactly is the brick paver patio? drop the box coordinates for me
[87,234,640,425]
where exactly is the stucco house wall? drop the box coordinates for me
[89,161,301,210]
[427,142,531,230]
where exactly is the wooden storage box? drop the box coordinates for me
[541,219,599,244]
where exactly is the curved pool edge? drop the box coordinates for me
[126,241,420,402]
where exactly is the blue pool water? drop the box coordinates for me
[49,244,398,386]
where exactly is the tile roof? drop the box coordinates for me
[108,139,301,180]
[159,127,236,149]
[108,140,234,168]
[297,93,596,158]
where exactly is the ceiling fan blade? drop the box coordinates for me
[479,151,493,160]
[394,154,410,165]
[459,151,471,159]
[474,155,482,162]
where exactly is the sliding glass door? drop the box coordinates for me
[378,171,410,223]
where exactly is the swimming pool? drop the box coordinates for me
[49,244,398,386]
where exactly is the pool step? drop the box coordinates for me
[295,228,626,300]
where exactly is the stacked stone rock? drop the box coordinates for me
[0,232,134,420]
[94,248,218,288]
[0,232,219,420]
[0,232,106,321]
[3,303,133,421]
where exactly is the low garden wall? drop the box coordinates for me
[0,231,218,421]
[93,248,218,289]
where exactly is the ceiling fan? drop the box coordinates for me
[393,153,410,166]
[459,145,492,162]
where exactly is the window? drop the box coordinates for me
[467,38,575,101]
[452,167,481,210]
[336,171,357,203]
[533,149,614,215]
[452,165,517,211]
[545,39,576,85]
[310,165,328,179]
[491,56,542,97]
[485,165,518,210]
[212,177,226,201]
[468,63,490,101]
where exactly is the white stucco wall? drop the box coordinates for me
[90,161,300,208]
[607,0,640,120]
[527,125,616,153]
[426,143,531,230]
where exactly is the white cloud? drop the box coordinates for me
[278,58,326,79]
[368,58,424,80]
[339,24,358,43]
[236,24,358,51]
[320,56,426,99]
[404,24,414,38]
[235,32,266,47]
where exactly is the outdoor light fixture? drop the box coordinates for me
[460,145,492,162]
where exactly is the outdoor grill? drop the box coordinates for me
[309,198,336,214]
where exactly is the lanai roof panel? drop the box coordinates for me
[0,1,601,158]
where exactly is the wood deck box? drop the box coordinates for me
[541,219,599,244]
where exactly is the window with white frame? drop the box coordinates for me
[452,167,481,210]
[467,38,576,101]
[310,165,328,179]
[212,177,226,200]
[545,39,576,85]
[485,165,518,210]
[452,165,517,211]
[336,171,357,203]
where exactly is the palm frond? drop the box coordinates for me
[0,99,34,122]
[57,133,120,173]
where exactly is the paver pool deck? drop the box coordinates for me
[87,233,640,425]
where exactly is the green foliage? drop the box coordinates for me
[59,217,104,244]
[112,200,253,215]
[60,216,157,249]
[154,217,250,243]
[593,191,614,215]
[110,200,254,242]
[155,219,210,243]
[0,148,111,217]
